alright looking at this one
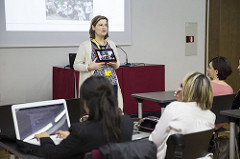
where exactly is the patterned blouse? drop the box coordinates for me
[91,40,118,86]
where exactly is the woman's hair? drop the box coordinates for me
[89,15,109,39]
[182,72,213,110]
[209,56,232,80]
[80,76,121,142]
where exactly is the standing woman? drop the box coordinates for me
[74,15,123,109]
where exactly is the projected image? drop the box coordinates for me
[46,0,93,21]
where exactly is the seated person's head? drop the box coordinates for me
[80,76,122,142]
[208,56,232,80]
[182,72,213,110]
[80,76,118,119]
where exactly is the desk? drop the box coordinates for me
[131,90,176,118]
[0,141,43,159]
[53,65,165,114]
[0,124,149,159]
[220,109,240,159]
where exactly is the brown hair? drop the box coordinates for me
[89,15,109,39]
[209,56,232,80]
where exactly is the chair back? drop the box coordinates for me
[165,129,214,159]
[69,53,77,69]
[211,93,236,123]
[0,104,14,132]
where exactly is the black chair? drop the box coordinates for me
[165,129,214,159]
[68,53,77,69]
[211,93,236,124]
[0,104,14,132]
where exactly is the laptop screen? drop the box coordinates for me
[12,99,70,141]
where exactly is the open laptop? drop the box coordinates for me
[69,53,77,69]
[11,99,71,145]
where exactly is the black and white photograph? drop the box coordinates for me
[46,0,93,21]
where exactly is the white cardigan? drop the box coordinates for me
[73,40,123,110]
[149,101,216,159]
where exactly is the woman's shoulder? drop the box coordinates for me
[165,101,198,112]
[69,121,102,136]
[211,80,233,95]
[79,40,91,47]
[121,114,133,122]
[106,39,116,46]
[211,80,232,88]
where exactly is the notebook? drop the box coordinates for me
[11,99,71,145]
[69,53,77,69]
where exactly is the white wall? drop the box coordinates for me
[0,0,206,105]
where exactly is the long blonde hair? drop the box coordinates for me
[182,72,213,110]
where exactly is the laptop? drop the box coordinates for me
[11,99,71,145]
[69,53,77,69]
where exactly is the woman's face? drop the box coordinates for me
[207,62,217,80]
[92,19,108,38]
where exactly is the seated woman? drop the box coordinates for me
[207,56,233,96]
[34,76,133,159]
[208,56,233,129]
[150,72,216,159]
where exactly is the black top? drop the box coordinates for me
[38,115,133,159]
[232,89,240,109]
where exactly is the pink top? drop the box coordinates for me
[211,81,233,96]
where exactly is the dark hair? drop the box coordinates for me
[80,76,121,142]
[209,56,232,80]
[89,15,109,39]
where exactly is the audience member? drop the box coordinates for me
[34,76,133,159]
[232,57,240,109]
[207,56,233,96]
[73,15,123,109]
[208,56,233,129]
[150,72,216,159]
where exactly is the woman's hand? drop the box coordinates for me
[88,58,105,71]
[34,132,50,140]
[56,130,70,139]
[174,87,183,102]
[108,62,118,69]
